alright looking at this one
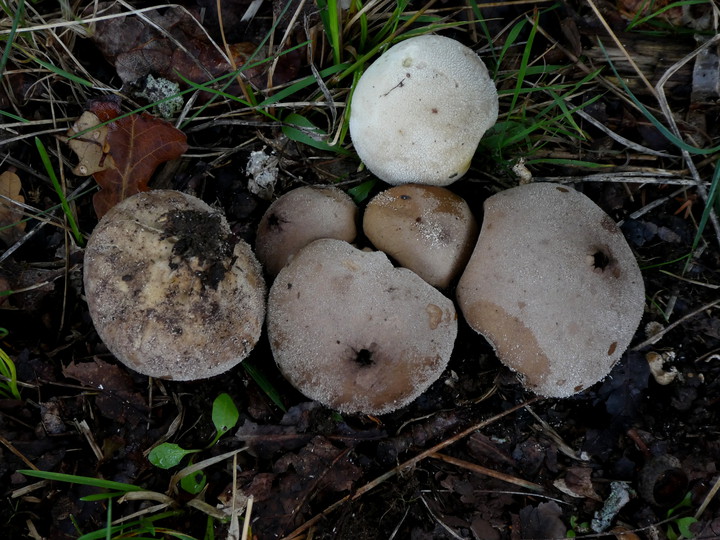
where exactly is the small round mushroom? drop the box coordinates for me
[84,190,266,380]
[456,183,645,398]
[255,185,359,276]
[267,238,457,414]
[363,184,478,288]
[349,34,498,186]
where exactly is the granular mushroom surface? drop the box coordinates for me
[84,190,266,380]
[349,34,498,186]
[267,238,457,414]
[456,183,645,397]
[363,184,478,288]
[255,185,358,276]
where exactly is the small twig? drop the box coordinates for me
[631,297,720,351]
[0,434,38,470]
[695,473,720,520]
[586,0,657,98]
[429,453,544,492]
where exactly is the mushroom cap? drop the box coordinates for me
[84,190,266,380]
[255,185,359,276]
[456,183,645,397]
[363,184,478,288]
[267,238,457,414]
[349,35,498,186]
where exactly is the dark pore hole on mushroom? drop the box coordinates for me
[266,212,286,231]
[352,347,374,367]
[591,249,611,271]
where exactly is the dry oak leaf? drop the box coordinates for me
[68,99,188,218]
[65,111,113,176]
[0,170,26,245]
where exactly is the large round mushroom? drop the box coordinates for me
[267,238,457,414]
[84,190,266,380]
[349,34,498,186]
[456,183,645,397]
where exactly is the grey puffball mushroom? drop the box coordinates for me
[363,184,478,288]
[349,34,498,186]
[456,183,645,398]
[267,238,457,415]
[84,190,266,380]
[255,185,359,277]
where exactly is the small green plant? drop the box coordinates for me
[566,515,591,538]
[0,344,21,400]
[148,393,240,494]
[665,492,698,540]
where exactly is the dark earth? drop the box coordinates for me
[1,1,720,539]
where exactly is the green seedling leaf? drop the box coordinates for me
[180,470,207,494]
[148,443,200,469]
[212,393,239,437]
[675,516,698,538]
[0,346,20,399]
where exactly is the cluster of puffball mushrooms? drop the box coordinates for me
[83,36,645,415]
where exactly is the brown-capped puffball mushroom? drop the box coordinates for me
[363,184,478,288]
[456,183,645,398]
[349,35,498,186]
[255,185,359,276]
[84,190,266,380]
[267,238,457,414]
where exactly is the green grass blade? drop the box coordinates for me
[242,361,286,412]
[0,346,20,399]
[18,469,145,492]
[598,39,720,155]
[626,0,710,31]
[34,137,84,246]
[0,0,24,78]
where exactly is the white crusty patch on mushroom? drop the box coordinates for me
[456,183,645,397]
[84,190,266,381]
[267,238,457,414]
[255,185,359,276]
[363,184,478,288]
[349,34,498,186]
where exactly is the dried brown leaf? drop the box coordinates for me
[65,112,113,176]
[68,98,188,218]
[0,170,26,245]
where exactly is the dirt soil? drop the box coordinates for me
[1,1,720,539]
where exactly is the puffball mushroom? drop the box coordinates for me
[267,238,457,414]
[349,34,498,186]
[255,185,359,276]
[456,183,645,398]
[363,184,478,288]
[84,190,266,380]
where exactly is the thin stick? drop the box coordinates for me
[694,473,720,520]
[631,297,720,351]
[586,0,657,98]
[429,452,543,492]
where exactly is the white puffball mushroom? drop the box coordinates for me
[363,184,478,288]
[349,34,498,186]
[84,190,266,380]
[456,183,645,398]
[267,238,457,415]
[255,185,359,276]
